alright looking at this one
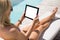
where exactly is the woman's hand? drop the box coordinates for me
[33,15,40,25]
[24,15,40,38]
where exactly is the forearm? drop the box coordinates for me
[14,13,25,27]
[25,22,35,38]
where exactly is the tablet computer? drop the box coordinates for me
[25,5,39,20]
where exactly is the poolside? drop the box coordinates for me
[10,0,42,24]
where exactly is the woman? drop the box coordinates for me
[0,0,58,40]
[0,0,39,40]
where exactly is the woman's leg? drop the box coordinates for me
[40,7,58,25]
[21,7,58,33]
[28,7,58,40]
[29,21,51,40]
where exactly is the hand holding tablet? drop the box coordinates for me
[24,5,39,20]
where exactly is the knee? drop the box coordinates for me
[29,38,35,40]
[29,36,37,40]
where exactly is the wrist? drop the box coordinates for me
[18,20,22,24]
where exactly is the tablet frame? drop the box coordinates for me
[24,5,39,20]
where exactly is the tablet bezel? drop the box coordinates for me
[24,5,39,20]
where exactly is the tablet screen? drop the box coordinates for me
[25,5,39,20]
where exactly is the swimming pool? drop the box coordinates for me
[10,0,42,24]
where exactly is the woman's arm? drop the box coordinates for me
[9,16,39,40]
[22,17,39,38]
[14,12,25,27]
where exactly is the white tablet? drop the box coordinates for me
[25,5,39,20]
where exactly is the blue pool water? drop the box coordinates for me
[10,0,42,24]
